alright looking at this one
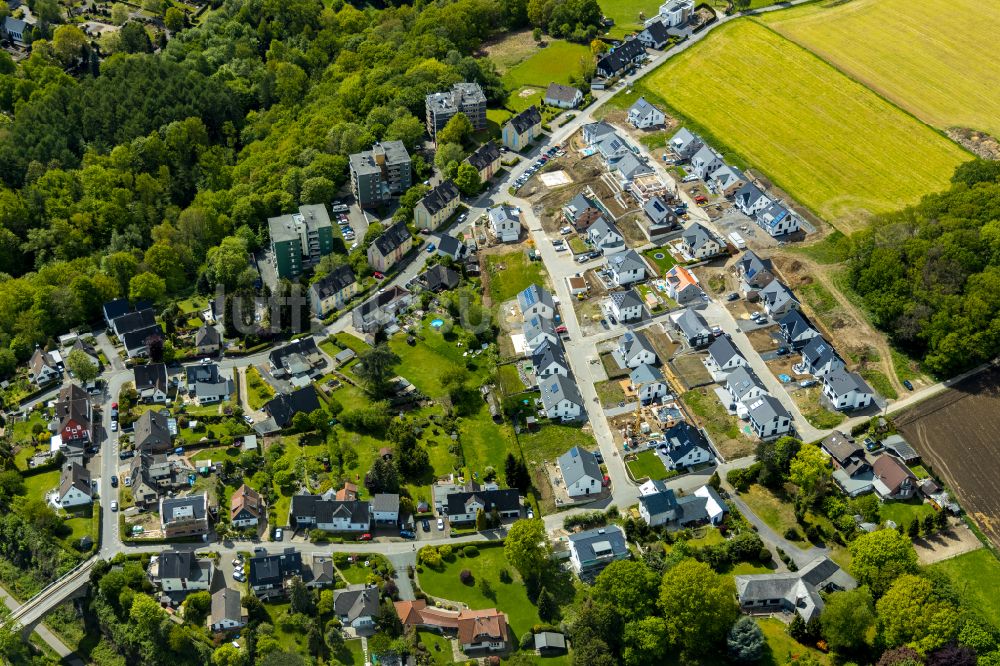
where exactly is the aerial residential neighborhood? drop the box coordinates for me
[0,0,997,664]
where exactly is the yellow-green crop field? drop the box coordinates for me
[762,0,1000,138]
[641,20,968,231]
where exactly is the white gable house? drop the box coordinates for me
[627,97,666,129]
[607,250,648,286]
[557,447,602,498]
[609,289,644,323]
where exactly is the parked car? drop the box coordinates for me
[555,325,568,334]
[399,530,415,539]
[426,244,436,253]
[120,449,135,461]
[608,315,617,325]
[274,528,283,541]
[726,292,740,302]
[526,508,534,519]
[682,175,698,183]
[359,533,373,541]
[422,519,430,532]
[111,475,118,488]
[232,556,243,566]
[254,547,266,555]
[110,421,118,432]
[436,518,445,531]
[775,347,789,356]
[124,475,132,486]
[711,326,723,337]
[600,319,609,330]
[244,415,254,425]
[903,380,914,391]
[560,226,573,235]
[798,379,817,388]
[111,501,118,512]
[576,255,590,264]
[373,271,385,280]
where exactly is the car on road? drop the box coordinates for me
[254,547,266,555]
[111,501,118,512]
[201,357,212,364]
[903,380,914,391]
[110,421,118,432]
[111,475,118,488]
[359,533,373,541]
[437,518,445,531]
[426,243,436,253]
[244,415,254,425]
[373,271,385,280]
[775,347,789,356]
[600,319,609,330]
[422,519,430,532]
[399,530,415,539]
[726,292,740,302]
[274,528,283,541]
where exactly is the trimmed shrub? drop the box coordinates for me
[459,569,473,585]
[463,545,479,557]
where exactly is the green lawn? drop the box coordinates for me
[389,315,492,399]
[642,247,677,276]
[333,639,366,666]
[758,618,831,666]
[594,379,628,408]
[418,631,454,664]
[518,424,597,465]
[190,445,242,464]
[485,249,547,304]
[23,469,60,499]
[338,557,388,585]
[681,389,742,441]
[459,405,516,481]
[568,236,588,254]
[417,547,544,636]
[262,601,309,654]
[245,366,275,410]
[626,449,671,481]
[741,485,799,539]
[879,498,935,526]
[497,364,526,396]
[598,0,664,37]
[332,332,370,354]
[60,505,97,550]
[632,20,968,232]
[502,40,592,112]
[929,548,1000,628]
[861,368,898,400]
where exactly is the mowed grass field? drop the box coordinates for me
[502,40,591,111]
[639,21,968,231]
[761,0,1000,138]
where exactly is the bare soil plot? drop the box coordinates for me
[913,522,983,566]
[643,325,680,364]
[746,327,781,353]
[670,354,712,390]
[895,367,1000,550]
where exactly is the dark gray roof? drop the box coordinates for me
[674,308,710,340]
[608,249,646,275]
[135,409,171,451]
[639,489,677,520]
[779,309,815,341]
[619,330,655,361]
[311,265,356,298]
[466,142,501,171]
[517,283,554,314]
[265,386,321,428]
[59,462,91,499]
[737,251,772,282]
[372,494,400,513]
[195,325,221,347]
[134,363,167,393]
[824,366,872,398]
[557,447,601,486]
[508,106,541,135]
[418,180,460,216]
[212,588,243,624]
[596,38,645,75]
[435,233,464,258]
[611,288,643,311]
[661,421,708,451]
[424,264,460,291]
[630,363,663,386]
[540,373,583,412]
[534,632,566,650]
[445,489,521,516]
[334,586,380,622]
[568,525,628,560]
[113,308,156,335]
[544,83,580,103]
[882,434,919,462]
[821,431,862,465]
[726,366,765,401]
[682,223,716,252]
[641,20,669,45]
[372,221,412,258]
[103,299,131,322]
[745,394,790,425]
[186,363,220,385]
[161,494,207,524]
[760,279,797,310]
[734,182,769,210]
[249,548,302,588]
[122,324,164,352]
[531,339,567,371]
[707,335,743,367]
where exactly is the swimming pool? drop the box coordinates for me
[430,319,444,328]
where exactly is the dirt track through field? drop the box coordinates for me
[896,367,1000,550]
[771,253,904,396]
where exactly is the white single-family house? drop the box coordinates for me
[557,447,603,498]
[587,218,626,255]
[609,288,644,323]
[627,97,665,129]
[704,335,747,374]
[631,364,668,403]
[618,330,657,368]
[607,249,648,286]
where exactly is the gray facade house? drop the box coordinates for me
[135,409,172,454]
[350,141,412,209]
[568,526,629,576]
[543,83,583,109]
[736,557,856,623]
[557,446,602,498]
[673,308,712,348]
[643,195,678,232]
[669,127,703,160]
[426,82,488,140]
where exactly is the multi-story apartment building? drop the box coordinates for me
[349,141,412,209]
[425,82,487,141]
[268,204,335,279]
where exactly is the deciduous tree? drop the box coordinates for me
[504,519,550,582]
[849,529,918,597]
[820,587,874,653]
[876,574,960,653]
[65,348,98,384]
[658,559,738,657]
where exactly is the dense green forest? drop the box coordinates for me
[849,160,1000,376]
[0,0,601,377]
